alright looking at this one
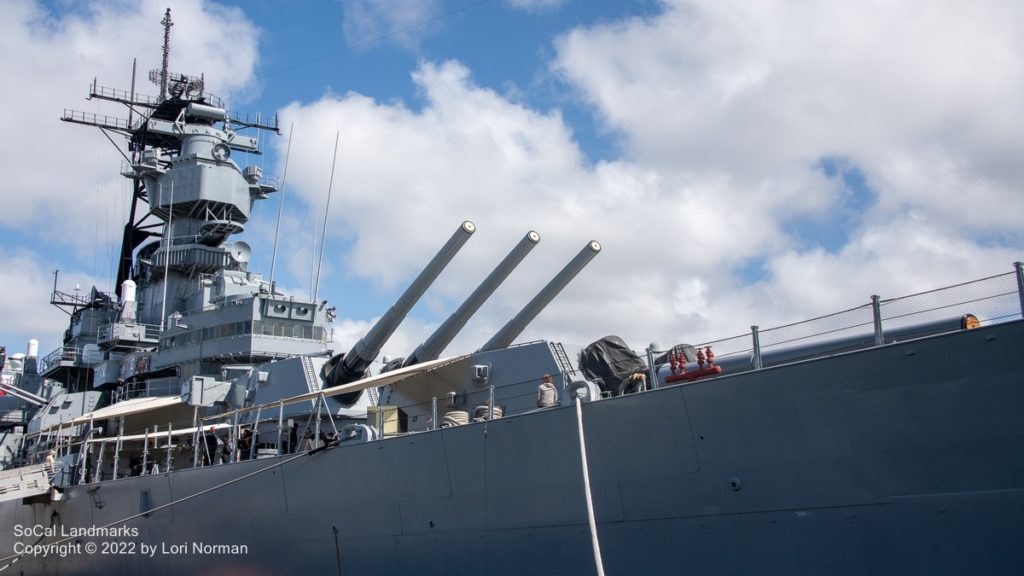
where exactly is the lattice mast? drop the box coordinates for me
[158,8,172,102]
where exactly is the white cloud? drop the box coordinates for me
[278,60,589,286]
[542,0,1024,339]
[342,0,442,49]
[552,0,1024,228]
[275,60,642,354]
[0,247,108,356]
[271,58,815,356]
[504,0,567,12]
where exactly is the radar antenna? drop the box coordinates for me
[158,8,172,101]
[148,10,204,101]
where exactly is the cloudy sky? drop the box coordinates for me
[1,0,1022,362]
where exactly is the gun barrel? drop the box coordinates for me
[405,231,541,366]
[479,239,601,352]
[327,221,475,386]
[0,382,47,406]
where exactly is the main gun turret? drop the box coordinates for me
[403,231,541,367]
[322,221,476,398]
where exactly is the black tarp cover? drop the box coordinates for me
[578,335,646,395]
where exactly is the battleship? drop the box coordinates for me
[1,9,1023,576]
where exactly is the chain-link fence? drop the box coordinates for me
[879,270,1021,330]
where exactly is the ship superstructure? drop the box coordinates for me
[7,8,595,494]
[20,8,338,481]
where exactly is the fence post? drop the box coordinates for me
[191,406,200,469]
[871,295,884,346]
[165,423,173,472]
[1015,262,1024,318]
[141,428,150,475]
[276,400,285,456]
[112,417,124,479]
[488,385,495,420]
[646,345,659,389]
[751,326,762,369]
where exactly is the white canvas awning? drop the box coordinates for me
[295,354,470,403]
[204,354,471,421]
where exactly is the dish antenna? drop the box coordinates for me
[229,241,251,263]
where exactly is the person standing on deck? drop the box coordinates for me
[44,449,57,482]
[537,374,558,408]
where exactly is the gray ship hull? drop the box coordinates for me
[3,319,1022,575]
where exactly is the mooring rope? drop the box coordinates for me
[575,398,606,576]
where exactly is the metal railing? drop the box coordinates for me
[111,377,181,403]
[89,83,163,107]
[90,80,225,109]
[692,263,1024,371]
[38,347,82,374]
[97,322,162,343]
[61,109,133,131]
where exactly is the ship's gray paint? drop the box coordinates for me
[26,391,103,434]
[2,320,1021,575]
[242,355,372,422]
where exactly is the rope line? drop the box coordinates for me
[575,398,605,576]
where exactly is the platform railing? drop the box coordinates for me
[38,347,82,374]
[97,322,162,343]
[111,378,180,403]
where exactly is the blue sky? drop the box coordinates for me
[209,1,655,154]
[2,0,1023,361]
